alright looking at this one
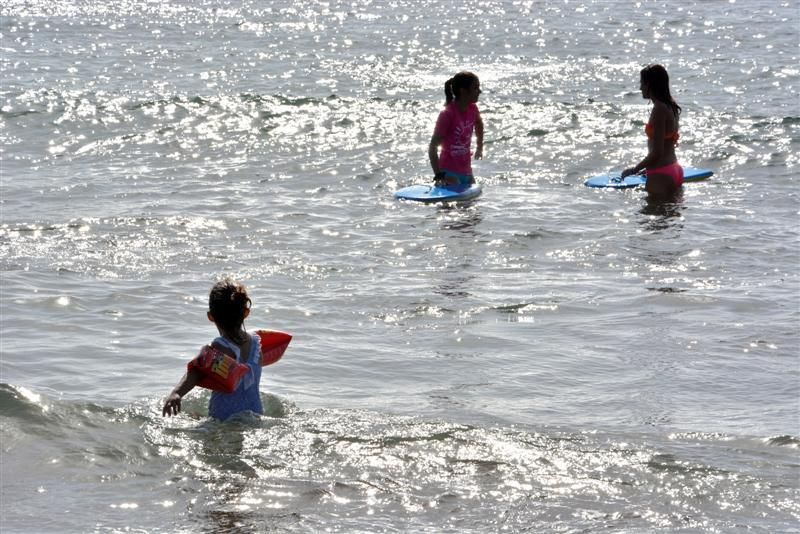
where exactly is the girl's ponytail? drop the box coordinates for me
[444,78,455,104]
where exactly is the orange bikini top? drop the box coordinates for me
[645,122,680,143]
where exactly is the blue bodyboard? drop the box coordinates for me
[394,183,482,203]
[584,167,713,189]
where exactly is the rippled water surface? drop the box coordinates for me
[1,0,798,532]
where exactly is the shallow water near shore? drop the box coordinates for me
[1,0,798,532]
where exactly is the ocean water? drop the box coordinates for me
[1,0,798,532]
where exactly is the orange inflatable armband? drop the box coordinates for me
[188,345,251,393]
[255,330,292,366]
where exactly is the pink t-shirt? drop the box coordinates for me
[434,102,480,176]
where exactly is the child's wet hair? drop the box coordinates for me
[641,64,681,117]
[209,278,251,333]
[444,71,479,104]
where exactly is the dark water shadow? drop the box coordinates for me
[432,206,482,298]
[638,189,685,233]
[437,203,483,234]
[434,272,476,299]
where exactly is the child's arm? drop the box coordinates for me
[162,367,203,417]
[474,111,484,160]
[429,133,443,178]
[430,109,449,181]
[622,104,667,178]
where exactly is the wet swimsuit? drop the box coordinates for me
[208,334,263,421]
[646,162,684,187]
[645,122,680,143]
[438,170,474,187]
[644,122,682,187]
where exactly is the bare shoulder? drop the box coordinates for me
[654,100,679,129]
[651,100,671,117]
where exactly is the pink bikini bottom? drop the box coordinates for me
[646,162,684,187]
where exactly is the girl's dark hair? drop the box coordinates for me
[444,71,479,104]
[209,278,251,335]
[641,64,681,117]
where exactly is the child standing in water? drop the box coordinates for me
[162,279,264,421]
[621,64,684,198]
[429,71,484,187]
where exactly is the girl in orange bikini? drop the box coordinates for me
[621,64,683,198]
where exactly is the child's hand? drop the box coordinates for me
[474,147,483,160]
[162,393,182,417]
[434,172,458,186]
[434,171,455,186]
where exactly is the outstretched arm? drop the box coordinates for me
[162,368,202,417]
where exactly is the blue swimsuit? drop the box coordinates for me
[207,334,263,421]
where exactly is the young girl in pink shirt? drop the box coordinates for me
[428,71,484,187]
